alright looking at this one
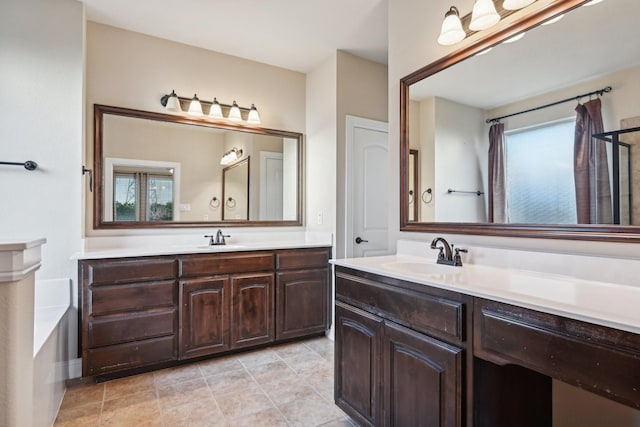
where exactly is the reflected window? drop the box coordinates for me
[505,119,576,224]
[113,171,174,222]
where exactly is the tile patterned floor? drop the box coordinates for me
[54,337,356,427]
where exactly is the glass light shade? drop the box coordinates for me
[469,0,501,31]
[247,104,261,124]
[164,90,182,113]
[188,94,203,116]
[437,7,466,46]
[228,101,242,122]
[503,32,525,43]
[208,98,224,119]
[503,0,535,10]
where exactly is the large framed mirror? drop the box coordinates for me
[400,0,640,242]
[94,104,302,228]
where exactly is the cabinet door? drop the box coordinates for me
[276,268,328,340]
[230,273,274,349]
[383,321,463,427]
[179,276,230,359]
[335,302,383,427]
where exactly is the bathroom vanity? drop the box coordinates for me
[332,254,640,427]
[78,244,331,378]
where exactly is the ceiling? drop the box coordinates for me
[411,0,640,110]
[80,0,388,73]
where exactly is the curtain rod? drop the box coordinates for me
[485,86,612,124]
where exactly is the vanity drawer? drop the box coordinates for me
[88,308,177,348]
[85,335,176,376]
[474,298,640,409]
[179,252,274,277]
[336,271,464,343]
[90,280,177,315]
[276,248,330,270]
[83,257,177,285]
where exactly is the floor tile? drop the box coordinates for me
[273,341,316,360]
[246,359,298,385]
[225,407,289,427]
[104,372,156,401]
[59,382,105,410]
[158,378,214,411]
[54,401,102,427]
[284,352,332,374]
[161,398,226,427]
[205,368,259,396]
[318,417,358,427]
[214,388,275,419]
[198,355,244,377]
[236,348,280,368]
[278,393,344,427]
[263,380,321,406]
[100,390,162,427]
[153,363,203,387]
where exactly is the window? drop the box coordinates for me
[505,119,576,224]
[113,172,174,222]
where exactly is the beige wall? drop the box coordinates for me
[335,50,388,258]
[85,22,305,235]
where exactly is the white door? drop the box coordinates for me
[259,152,283,220]
[346,116,389,257]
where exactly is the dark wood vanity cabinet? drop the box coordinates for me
[79,257,179,376]
[335,268,465,427]
[275,248,331,340]
[79,247,330,378]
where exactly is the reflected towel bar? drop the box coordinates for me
[447,188,484,196]
[0,160,38,171]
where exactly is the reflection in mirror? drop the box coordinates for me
[222,158,249,221]
[408,149,418,221]
[94,105,302,228]
[402,0,640,241]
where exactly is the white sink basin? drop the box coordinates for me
[193,244,247,250]
[381,261,461,276]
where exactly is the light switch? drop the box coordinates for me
[316,212,323,225]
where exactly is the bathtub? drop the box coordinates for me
[33,278,71,427]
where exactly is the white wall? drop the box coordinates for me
[0,0,84,282]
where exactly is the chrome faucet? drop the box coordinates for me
[204,229,231,246]
[430,237,467,266]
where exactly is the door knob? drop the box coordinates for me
[355,237,369,244]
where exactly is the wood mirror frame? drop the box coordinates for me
[399,0,640,243]
[93,104,303,229]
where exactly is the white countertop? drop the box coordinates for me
[332,254,640,335]
[74,240,332,260]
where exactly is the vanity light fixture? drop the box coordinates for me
[188,94,203,116]
[164,90,182,113]
[437,7,466,46]
[160,91,261,124]
[469,0,500,31]
[247,104,261,125]
[438,0,538,46]
[208,98,224,119]
[228,101,242,122]
[220,148,243,165]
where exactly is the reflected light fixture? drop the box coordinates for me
[188,94,203,116]
[583,0,604,6]
[247,104,261,124]
[503,32,525,43]
[228,101,242,122]
[164,90,182,112]
[542,13,564,25]
[208,97,224,119]
[437,7,466,45]
[220,148,243,165]
[503,0,535,10]
[469,0,500,31]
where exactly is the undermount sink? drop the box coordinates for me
[381,261,461,276]
[194,244,247,250]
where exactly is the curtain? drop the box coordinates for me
[488,123,508,223]
[574,98,612,224]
